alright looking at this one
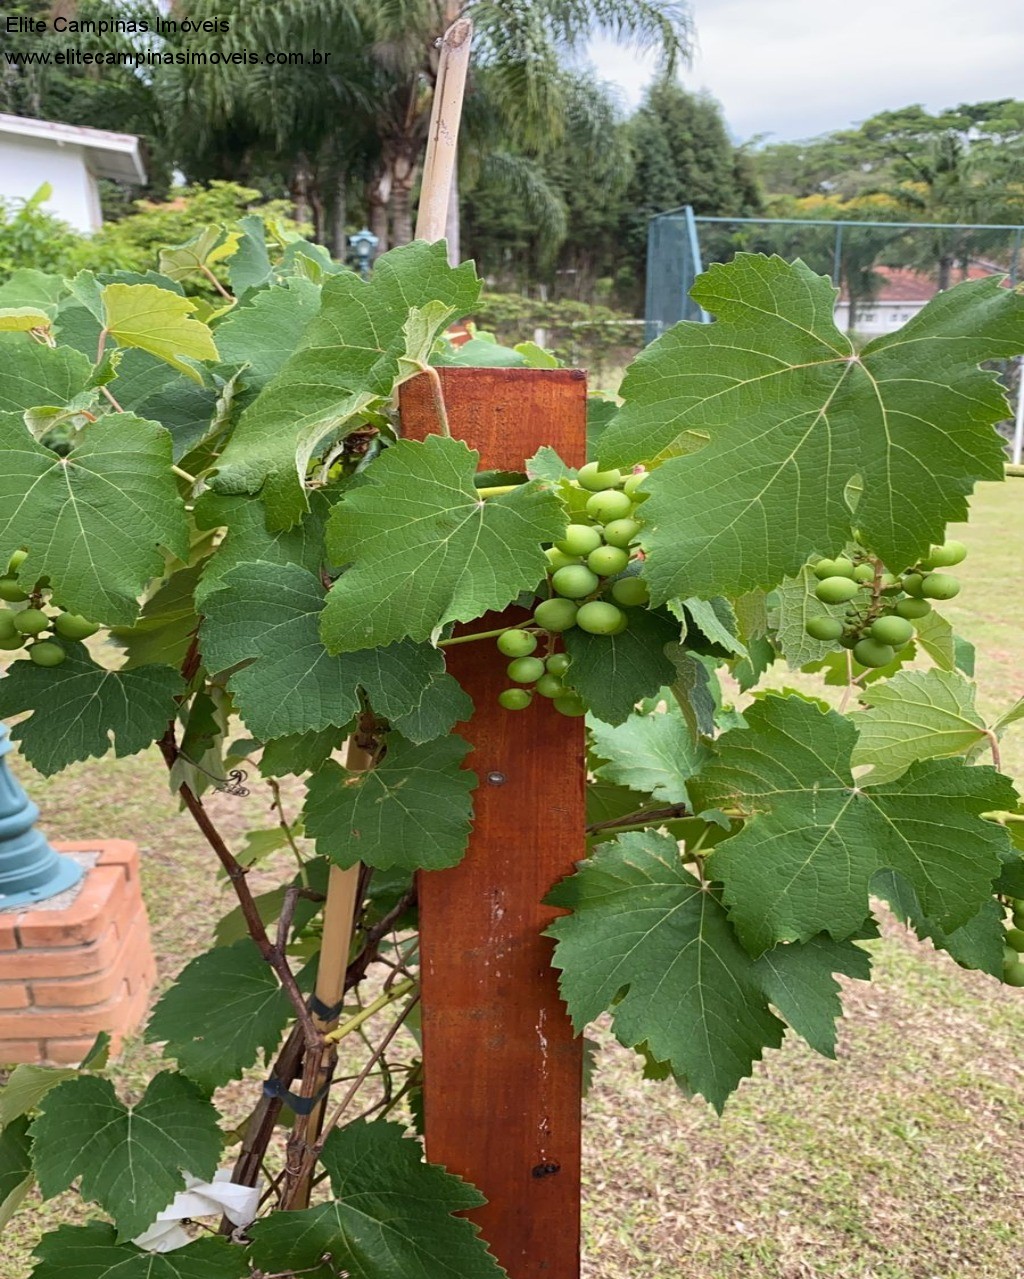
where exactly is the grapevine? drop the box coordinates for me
[0,221,1021,1279]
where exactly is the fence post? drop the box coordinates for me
[401,365,587,1279]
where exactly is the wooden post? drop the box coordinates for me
[402,366,587,1279]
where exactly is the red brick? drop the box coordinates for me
[0,982,29,1010]
[0,1039,45,1064]
[2,917,125,979]
[16,866,127,948]
[0,985,139,1040]
[44,1036,98,1065]
[0,918,16,951]
[54,839,139,883]
[32,968,129,1010]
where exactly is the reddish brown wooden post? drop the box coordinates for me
[401,366,587,1278]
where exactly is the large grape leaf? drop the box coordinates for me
[246,1120,504,1279]
[546,831,786,1110]
[107,350,220,462]
[692,694,1017,953]
[30,1224,248,1279]
[0,1116,32,1231]
[852,668,989,784]
[0,647,183,776]
[212,241,482,527]
[145,939,292,1091]
[0,340,90,413]
[200,561,469,742]
[213,275,321,396]
[874,871,1004,977]
[321,435,565,651]
[101,283,218,383]
[0,411,188,625]
[109,562,204,670]
[563,608,680,725]
[588,704,706,805]
[30,1072,222,1241]
[304,734,476,871]
[600,256,1023,598]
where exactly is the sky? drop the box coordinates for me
[588,0,1024,143]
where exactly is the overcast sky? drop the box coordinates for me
[589,0,1024,143]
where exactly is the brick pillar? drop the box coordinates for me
[0,840,155,1064]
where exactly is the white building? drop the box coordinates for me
[0,113,147,233]
[834,264,995,336]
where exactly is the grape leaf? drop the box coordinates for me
[304,734,476,871]
[563,608,680,725]
[772,567,850,668]
[546,830,785,1110]
[212,241,482,527]
[228,214,273,296]
[109,562,204,670]
[146,939,292,1091]
[214,276,321,396]
[0,647,183,776]
[874,871,1004,977]
[0,1116,32,1231]
[852,669,989,784]
[0,1064,76,1127]
[0,341,90,413]
[0,411,188,625]
[693,694,1017,953]
[194,489,330,605]
[601,257,1022,598]
[753,932,873,1056]
[101,284,218,383]
[108,350,220,462]
[0,308,51,332]
[680,597,746,658]
[0,269,65,315]
[30,1072,222,1241]
[30,1224,249,1279]
[911,608,957,670]
[200,561,468,742]
[321,436,565,651]
[246,1120,504,1279]
[588,704,706,805]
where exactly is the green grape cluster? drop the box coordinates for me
[1003,900,1024,986]
[0,549,98,668]
[495,630,585,717]
[805,540,966,668]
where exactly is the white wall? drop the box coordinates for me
[834,300,927,336]
[0,132,102,232]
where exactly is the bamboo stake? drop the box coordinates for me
[415,18,473,243]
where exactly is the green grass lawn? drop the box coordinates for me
[1,482,1022,1279]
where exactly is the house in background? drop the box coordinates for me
[835,263,997,336]
[0,113,147,233]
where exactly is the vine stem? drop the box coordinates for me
[985,727,1002,772]
[475,484,520,498]
[839,648,856,713]
[200,263,234,302]
[172,463,198,485]
[324,978,416,1045]
[438,624,524,648]
[418,362,451,437]
[157,727,319,1051]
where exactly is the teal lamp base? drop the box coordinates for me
[0,722,84,909]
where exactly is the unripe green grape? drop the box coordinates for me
[901,572,925,597]
[924,540,967,568]
[622,472,648,499]
[585,490,633,523]
[535,674,566,698]
[602,518,641,548]
[587,545,629,577]
[1005,944,1020,966]
[611,576,649,607]
[869,615,915,647]
[545,547,582,571]
[576,600,625,635]
[0,634,23,651]
[853,563,875,583]
[53,612,99,641]
[29,639,65,668]
[920,572,960,600]
[7,549,27,574]
[551,564,599,599]
[498,688,532,711]
[815,576,859,604]
[853,637,895,669]
[1003,959,1024,987]
[1013,910,1024,931]
[13,608,49,636]
[576,461,623,492]
[497,629,538,658]
[507,656,545,684]
[1006,928,1024,952]
[879,572,900,588]
[555,523,603,557]
[533,598,579,632]
[839,634,859,650]
[0,578,29,602]
[546,652,571,676]
[553,694,587,717]
[805,616,844,642]
[813,557,855,581]
[0,611,15,641]
[895,597,931,620]
[610,609,630,634]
